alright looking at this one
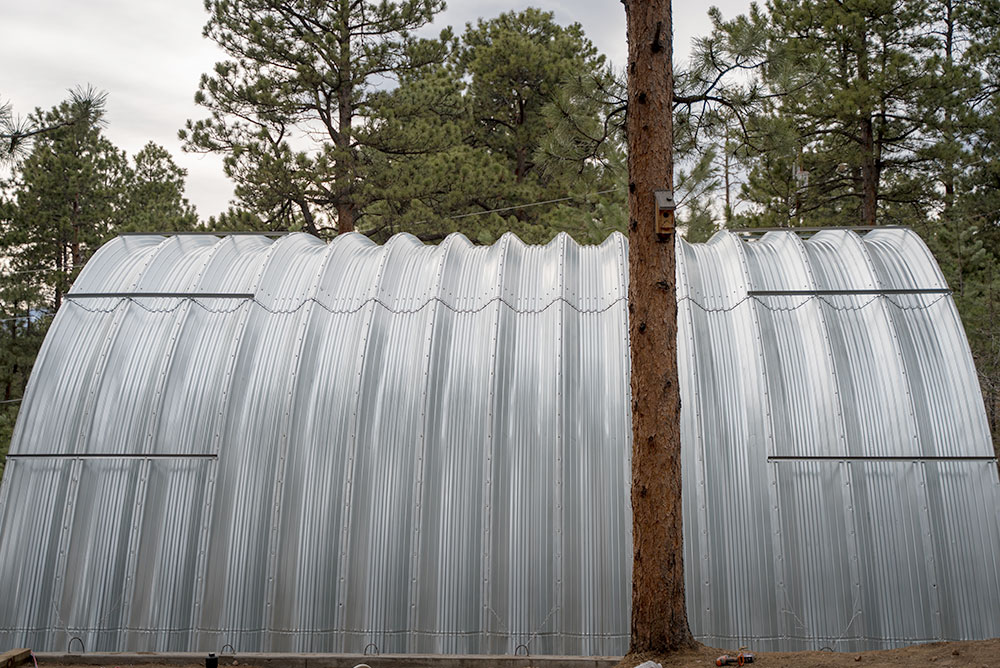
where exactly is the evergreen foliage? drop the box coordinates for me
[121,142,199,232]
[3,3,1000,467]
[182,4,628,244]
[450,9,626,244]
[6,97,129,308]
[180,0,449,235]
[0,87,107,163]
[0,94,198,476]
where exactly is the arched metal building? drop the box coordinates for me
[0,228,997,654]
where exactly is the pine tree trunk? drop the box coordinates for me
[723,125,732,224]
[623,0,695,654]
[4,311,13,401]
[943,0,956,206]
[55,241,65,310]
[860,116,878,226]
[72,192,82,267]
[297,198,319,237]
[336,2,355,235]
[856,20,878,226]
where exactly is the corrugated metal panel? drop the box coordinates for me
[677,228,1000,651]
[0,228,996,655]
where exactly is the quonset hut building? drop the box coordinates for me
[0,228,997,654]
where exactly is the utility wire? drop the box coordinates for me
[60,290,952,318]
[0,313,53,324]
[408,188,621,227]
[1,267,56,276]
[0,191,624,276]
[447,189,620,220]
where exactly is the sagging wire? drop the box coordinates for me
[64,294,630,317]
[59,290,952,319]
[680,292,952,313]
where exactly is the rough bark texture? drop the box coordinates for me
[856,23,878,226]
[336,8,355,235]
[942,0,956,205]
[860,115,878,226]
[623,0,695,654]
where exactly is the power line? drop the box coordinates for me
[409,188,621,227]
[449,189,620,220]
[0,312,53,324]
[0,190,625,276]
[1,267,60,276]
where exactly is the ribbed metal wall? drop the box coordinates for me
[677,229,1000,651]
[0,229,996,654]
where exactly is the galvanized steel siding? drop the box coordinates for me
[0,228,997,655]
[677,228,1000,651]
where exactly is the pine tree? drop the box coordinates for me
[0,191,50,481]
[1,87,106,162]
[676,149,721,242]
[357,63,510,243]
[742,0,939,226]
[5,97,128,308]
[180,0,447,236]
[449,9,626,244]
[0,95,125,477]
[0,97,200,479]
[205,206,268,232]
[121,142,199,232]
[912,0,1000,459]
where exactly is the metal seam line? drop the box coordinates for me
[749,289,952,296]
[69,293,256,299]
[767,455,996,462]
[6,453,220,459]
[731,225,908,233]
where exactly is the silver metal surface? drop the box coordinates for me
[0,229,996,655]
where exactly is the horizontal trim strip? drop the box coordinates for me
[7,453,218,459]
[69,293,255,299]
[750,289,951,296]
[768,455,996,462]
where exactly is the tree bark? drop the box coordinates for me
[71,192,81,267]
[297,198,319,237]
[942,0,956,206]
[622,0,695,654]
[857,20,878,226]
[56,237,65,310]
[336,0,355,234]
[723,125,732,223]
[860,116,878,226]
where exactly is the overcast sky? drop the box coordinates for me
[1,1,753,220]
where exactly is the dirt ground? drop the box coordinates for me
[24,638,1000,668]
[620,638,1000,667]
